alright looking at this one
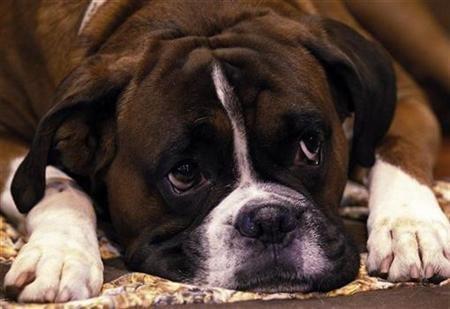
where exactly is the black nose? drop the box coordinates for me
[234,205,298,244]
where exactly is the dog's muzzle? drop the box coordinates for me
[180,183,361,292]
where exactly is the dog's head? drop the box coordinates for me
[12,6,395,292]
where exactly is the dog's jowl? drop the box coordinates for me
[0,0,449,303]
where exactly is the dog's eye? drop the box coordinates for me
[168,160,203,193]
[295,133,322,166]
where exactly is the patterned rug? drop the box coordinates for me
[1,181,449,307]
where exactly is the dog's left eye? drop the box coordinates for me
[295,133,322,166]
[168,160,204,193]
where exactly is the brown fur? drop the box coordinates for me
[311,0,442,185]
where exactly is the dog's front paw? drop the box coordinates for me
[4,235,103,303]
[367,201,450,282]
[367,159,450,282]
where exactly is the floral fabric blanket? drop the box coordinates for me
[1,181,449,307]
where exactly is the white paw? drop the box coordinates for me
[367,214,450,281]
[367,159,450,282]
[4,236,103,303]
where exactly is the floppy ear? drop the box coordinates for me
[11,55,136,213]
[301,17,396,167]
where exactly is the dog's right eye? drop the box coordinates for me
[295,133,322,166]
[168,160,204,193]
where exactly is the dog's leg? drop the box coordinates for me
[0,137,103,302]
[366,66,450,281]
[0,136,28,233]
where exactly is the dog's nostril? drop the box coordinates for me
[238,212,261,238]
[235,205,298,243]
[280,214,297,233]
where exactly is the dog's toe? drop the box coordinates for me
[418,226,450,281]
[367,225,393,276]
[387,227,422,282]
[56,260,103,302]
[4,245,41,299]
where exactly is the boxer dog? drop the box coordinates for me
[1,0,449,303]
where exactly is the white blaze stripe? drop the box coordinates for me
[212,63,255,185]
[79,0,109,34]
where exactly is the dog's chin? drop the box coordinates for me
[230,246,360,293]
[231,263,316,293]
[234,274,314,293]
[232,267,348,293]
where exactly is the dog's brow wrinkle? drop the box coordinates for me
[211,63,255,185]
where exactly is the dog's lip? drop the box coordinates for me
[233,261,314,293]
[233,271,313,293]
